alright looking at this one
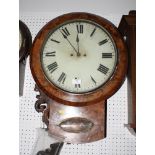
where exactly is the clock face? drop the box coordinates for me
[41,20,117,93]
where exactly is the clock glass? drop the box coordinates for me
[41,20,117,93]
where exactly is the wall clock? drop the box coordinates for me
[30,12,127,144]
[19,20,32,96]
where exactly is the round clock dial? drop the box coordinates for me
[41,20,117,93]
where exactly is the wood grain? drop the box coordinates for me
[47,100,107,143]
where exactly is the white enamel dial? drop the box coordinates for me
[41,20,117,93]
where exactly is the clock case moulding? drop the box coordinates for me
[30,12,128,144]
[118,10,136,135]
[19,20,32,96]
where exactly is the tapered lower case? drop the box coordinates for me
[48,100,107,144]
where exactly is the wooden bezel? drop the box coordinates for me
[19,20,32,62]
[30,12,128,106]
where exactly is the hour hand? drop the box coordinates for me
[76,34,80,56]
[76,34,79,43]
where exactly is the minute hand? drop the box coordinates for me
[61,31,78,54]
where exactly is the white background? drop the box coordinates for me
[19,0,135,15]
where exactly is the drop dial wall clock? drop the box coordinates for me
[19,20,32,96]
[30,12,127,143]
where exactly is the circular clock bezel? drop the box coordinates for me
[30,12,128,106]
[41,19,118,94]
[19,20,32,62]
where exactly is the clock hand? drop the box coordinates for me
[76,34,80,56]
[66,38,79,55]
[60,31,78,55]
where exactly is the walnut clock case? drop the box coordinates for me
[30,12,128,144]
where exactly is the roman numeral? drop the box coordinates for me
[73,77,81,88]
[75,84,81,88]
[51,39,60,43]
[60,27,70,38]
[102,53,112,58]
[98,39,108,46]
[77,24,83,33]
[90,76,96,85]
[47,62,58,73]
[90,28,96,37]
[97,64,109,74]
[58,72,66,84]
[45,51,56,56]
[75,84,80,88]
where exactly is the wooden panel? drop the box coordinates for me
[47,100,107,144]
[118,10,136,132]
